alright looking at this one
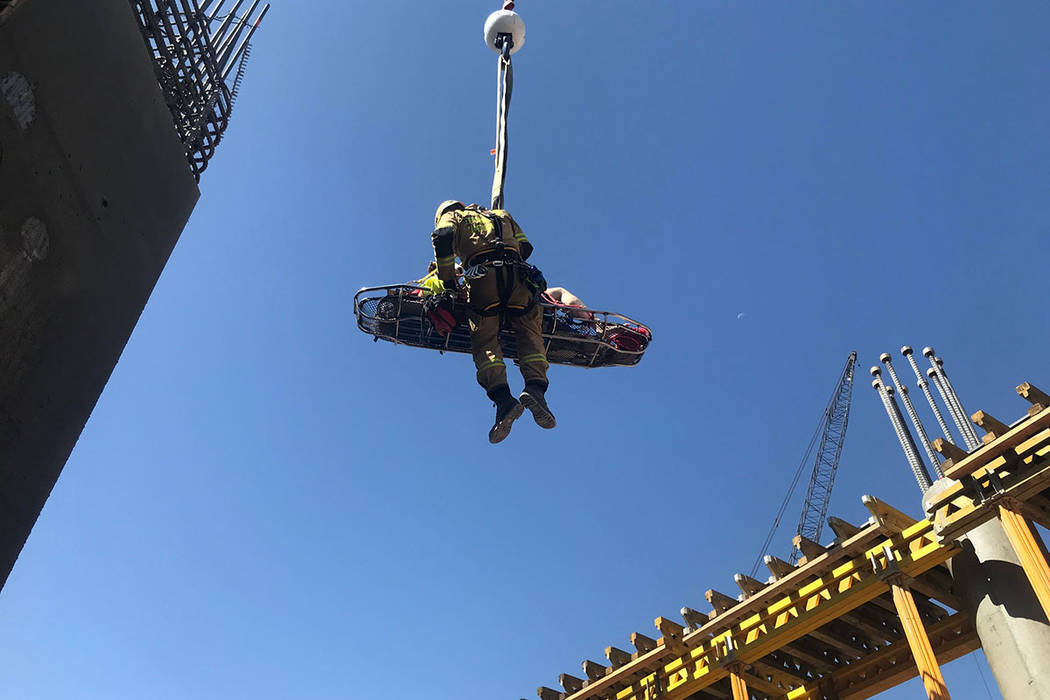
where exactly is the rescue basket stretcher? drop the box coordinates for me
[353,285,652,369]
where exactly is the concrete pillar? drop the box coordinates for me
[0,0,199,589]
[925,479,1050,699]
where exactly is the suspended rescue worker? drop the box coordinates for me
[431,200,555,443]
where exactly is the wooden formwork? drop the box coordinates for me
[533,381,1050,700]
[536,499,964,700]
[925,385,1050,621]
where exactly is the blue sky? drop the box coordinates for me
[2,1,1048,698]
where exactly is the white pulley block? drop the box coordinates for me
[484,10,525,55]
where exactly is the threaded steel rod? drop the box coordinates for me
[902,346,954,443]
[881,354,943,478]
[872,371,933,492]
[931,352,981,448]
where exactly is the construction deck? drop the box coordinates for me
[533,382,1050,700]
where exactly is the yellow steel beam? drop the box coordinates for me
[599,519,956,700]
[942,404,1050,480]
[835,613,977,700]
[782,612,976,700]
[890,581,951,700]
[537,386,1050,700]
[998,499,1050,622]
[929,439,1050,541]
[727,666,748,700]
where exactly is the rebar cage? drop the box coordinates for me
[354,285,652,369]
[129,0,267,180]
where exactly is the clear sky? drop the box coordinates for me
[2,1,1048,698]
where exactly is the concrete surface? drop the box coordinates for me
[0,0,199,589]
[925,479,1050,699]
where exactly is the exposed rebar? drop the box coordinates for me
[130,0,267,179]
[926,366,978,452]
[928,349,981,448]
[871,369,933,493]
[221,4,268,81]
[902,346,955,444]
[881,353,944,478]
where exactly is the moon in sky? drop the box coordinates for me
[737,312,746,320]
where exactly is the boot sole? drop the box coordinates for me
[489,402,524,444]
[520,392,556,429]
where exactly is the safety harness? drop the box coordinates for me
[462,212,545,318]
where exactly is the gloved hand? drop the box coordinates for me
[423,293,458,336]
[522,264,547,295]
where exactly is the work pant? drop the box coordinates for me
[466,265,549,395]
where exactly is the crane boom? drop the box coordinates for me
[748,351,858,577]
[790,351,857,562]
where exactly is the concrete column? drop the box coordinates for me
[0,0,199,589]
[925,479,1050,699]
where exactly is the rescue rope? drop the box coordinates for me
[490,45,513,210]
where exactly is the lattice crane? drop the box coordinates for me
[749,351,858,576]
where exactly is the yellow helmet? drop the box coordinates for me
[435,200,465,226]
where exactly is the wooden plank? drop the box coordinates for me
[972,410,1009,443]
[597,526,956,700]
[728,669,749,700]
[749,657,812,686]
[861,495,917,534]
[902,589,951,622]
[764,555,796,580]
[728,533,957,668]
[779,640,838,673]
[560,674,585,694]
[684,513,897,641]
[630,632,657,654]
[943,405,1050,480]
[841,630,979,700]
[569,644,675,700]
[935,454,1050,541]
[888,583,951,699]
[734,573,767,598]
[605,646,631,668]
[655,617,687,653]
[828,516,861,539]
[681,606,708,629]
[794,535,829,560]
[699,682,731,700]
[802,627,865,659]
[706,589,739,614]
[999,501,1050,622]
[538,687,563,700]
[834,613,976,700]
[933,438,968,462]
[840,607,900,645]
[555,513,951,700]
[909,569,961,613]
[1016,493,1050,529]
[582,660,608,681]
[741,667,790,698]
[1018,382,1050,408]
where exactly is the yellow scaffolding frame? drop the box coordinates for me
[534,381,1050,700]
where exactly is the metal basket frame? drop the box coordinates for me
[353,284,651,369]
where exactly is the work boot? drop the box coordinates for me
[487,385,523,444]
[519,383,556,429]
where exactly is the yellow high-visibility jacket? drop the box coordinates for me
[415,270,448,296]
[431,207,531,287]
